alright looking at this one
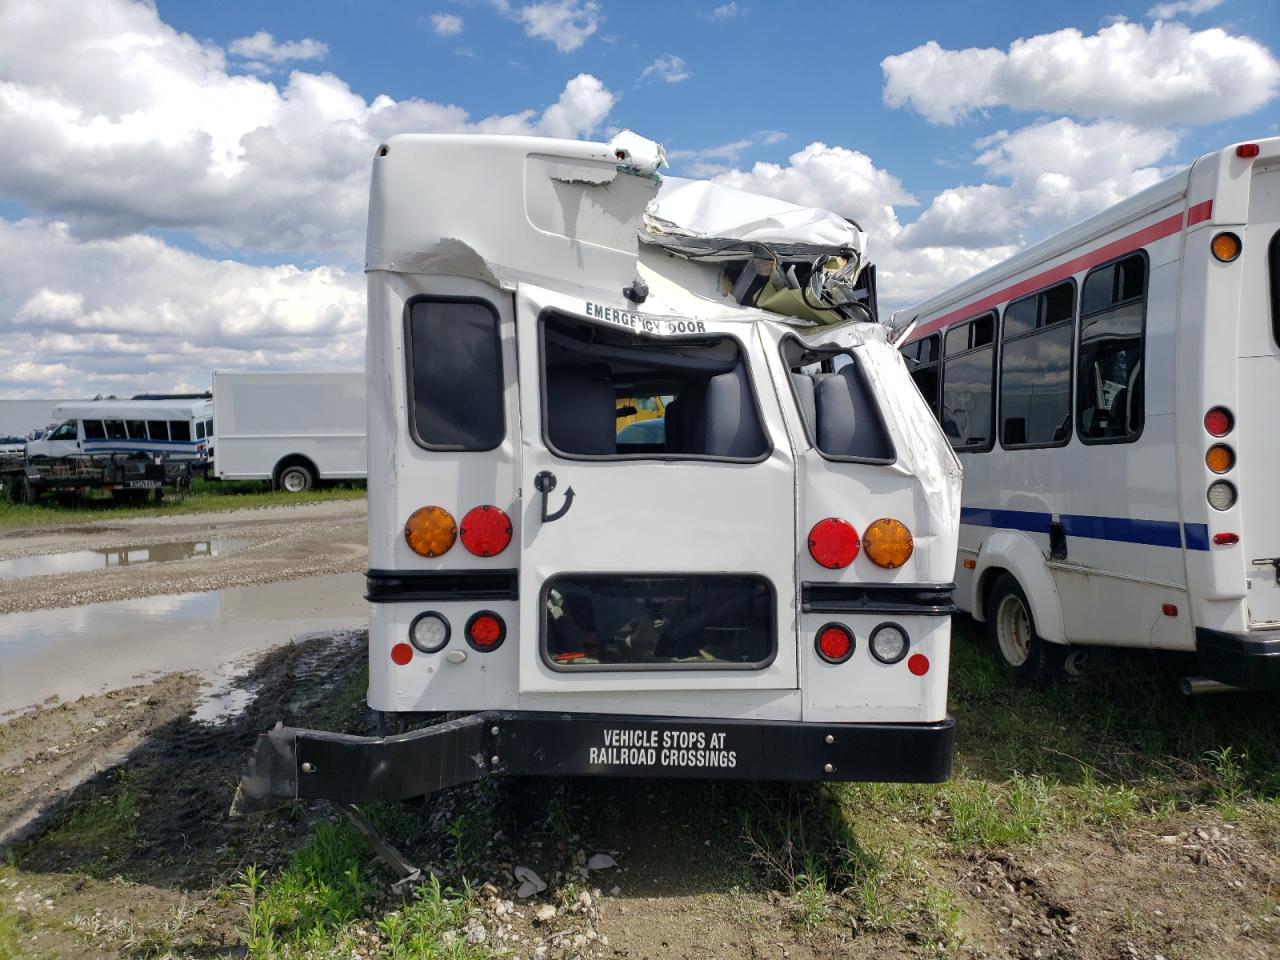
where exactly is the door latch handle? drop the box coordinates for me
[1251,558,1280,584]
[534,470,575,523]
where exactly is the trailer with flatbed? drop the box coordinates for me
[0,451,169,505]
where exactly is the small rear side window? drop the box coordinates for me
[406,297,505,450]
[782,338,894,462]
[196,421,205,439]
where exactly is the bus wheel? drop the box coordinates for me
[278,463,314,493]
[985,573,1065,685]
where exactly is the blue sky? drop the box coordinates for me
[0,0,1277,395]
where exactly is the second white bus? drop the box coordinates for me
[898,137,1280,690]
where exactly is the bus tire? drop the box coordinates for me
[985,573,1066,685]
[277,462,314,494]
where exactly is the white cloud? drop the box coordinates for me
[706,3,741,20]
[0,0,618,262]
[430,13,464,36]
[1148,0,1223,18]
[668,131,787,177]
[0,219,364,396]
[898,119,1180,249]
[640,54,690,84]
[882,20,1280,125]
[228,31,327,64]
[758,130,787,145]
[498,0,601,52]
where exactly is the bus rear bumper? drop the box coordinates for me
[231,711,955,815]
[1196,626,1280,689]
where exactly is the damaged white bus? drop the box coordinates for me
[234,132,961,822]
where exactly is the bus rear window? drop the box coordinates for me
[543,574,775,670]
[781,338,894,462]
[542,313,767,461]
[405,297,505,451]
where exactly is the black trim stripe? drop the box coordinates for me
[801,582,956,616]
[366,569,518,603]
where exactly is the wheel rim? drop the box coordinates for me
[282,470,306,492]
[995,594,1032,667]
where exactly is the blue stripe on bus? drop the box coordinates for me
[960,507,1209,551]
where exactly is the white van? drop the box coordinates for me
[235,132,960,814]
[897,138,1280,690]
[28,398,214,463]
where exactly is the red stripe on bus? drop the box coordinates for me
[1186,199,1213,226]
[908,209,1186,343]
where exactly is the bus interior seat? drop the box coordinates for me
[813,365,893,459]
[704,364,766,458]
[791,372,817,427]
[547,363,616,455]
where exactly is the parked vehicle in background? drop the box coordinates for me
[897,138,1280,692]
[234,130,962,824]
[27,398,213,463]
[210,371,366,492]
[0,436,25,456]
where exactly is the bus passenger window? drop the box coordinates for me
[901,334,941,417]
[104,420,127,440]
[147,421,169,441]
[83,420,107,440]
[405,297,505,451]
[783,338,894,462]
[1078,254,1146,443]
[126,420,147,439]
[170,421,191,442]
[941,315,996,451]
[1000,281,1075,448]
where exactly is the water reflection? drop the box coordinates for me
[0,539,251,580]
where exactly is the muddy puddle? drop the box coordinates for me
[0,538,251,579]
[0,572,366,715]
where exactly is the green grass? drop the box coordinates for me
[36,770,145,864]
[239,823,492,959]
[0,478,364,529]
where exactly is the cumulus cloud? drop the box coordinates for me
[228,31,328,65]
[0,0,618,262]
[640,55,690,84]
[430,13,464,35]
[881,20,1280,125]
[1148,0,1223,18]
[0,219,364,396]
[496,0,600,52]
[899,119,1180,249]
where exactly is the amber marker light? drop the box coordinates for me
[404,505,457,557]
[863,518,914,569]
[1205,444,1234,474]
[1211,232,1241,263]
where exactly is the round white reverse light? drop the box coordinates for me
[1207,481,1236,512]
[869,623,909,664]
[410,612,450,653]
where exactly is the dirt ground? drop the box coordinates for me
[2,501,1280,958]
[0,499,367,613]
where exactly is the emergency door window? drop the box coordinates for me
[405,296,505,451]
[781,338,894,462]
[1077,253,1146,443]
[543,574,775,670]
[542,313,767,460]
[941,313,996,451]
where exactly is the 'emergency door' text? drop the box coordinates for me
[584,302,707,336]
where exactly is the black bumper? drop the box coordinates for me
[1196,626,1280,689]
[232,711,955,814]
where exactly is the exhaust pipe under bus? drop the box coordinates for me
[1179,676,1240,696]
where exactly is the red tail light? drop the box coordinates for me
[1236,143,1260,159]
[815,623,854,664]
[460,505,513,557]
[390,642,414,665]
[907,653,930,676]
[1213,532,1239,546]
[1204,407,1233,437]
[808,518,860,569]
[466,611,506,651]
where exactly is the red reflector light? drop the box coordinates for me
[459,505,513,557]
[466,611,506,651]
[815,624,854,664]
[391,642,413,665]
[808,518,860,569]
[1236,143,1260,158]
[1162,603,1178,617]
[1204,407,1233,437]
[1213,532,1239,545]
[907,653,930,676]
